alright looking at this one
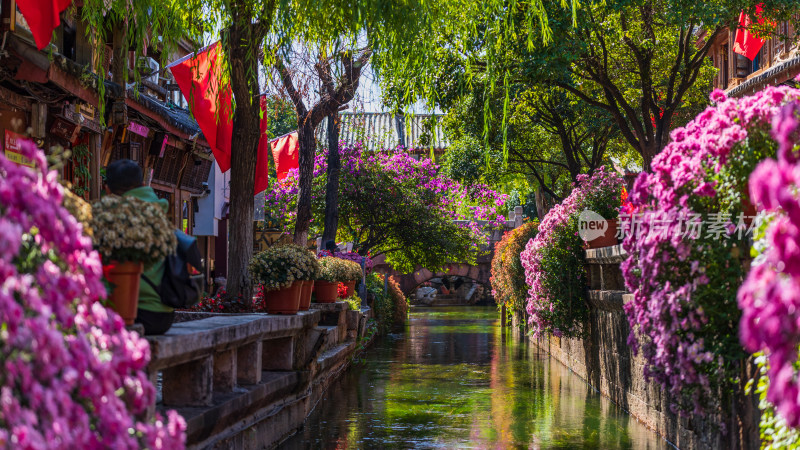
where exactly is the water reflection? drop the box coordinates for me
[281,307,667,449]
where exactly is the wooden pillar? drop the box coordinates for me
[215,218,228,279]
[89,133,102,200]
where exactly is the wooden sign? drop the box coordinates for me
[62,105,101,135]
[4,130,34,167]
[253,230,290,253]
[127,121,150,137]
[76,103,96,121]
[49,117,78,141]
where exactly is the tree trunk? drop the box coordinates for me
[293,119,317,246]
[225,22,261,300]
[321,113,340,247]
[641,141,659,172]
[534,189,551,220]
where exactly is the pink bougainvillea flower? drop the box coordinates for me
[0,139,185,448]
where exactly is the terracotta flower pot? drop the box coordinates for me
[344,280,357,298]
[315,281,339,303]
[586,219,619,249]
[264,281,302,314]
[299,280,314,311]
[105,261,144,325]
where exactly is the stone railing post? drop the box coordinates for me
[360,256,367,306]
[514,206,524,228]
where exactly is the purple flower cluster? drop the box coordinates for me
[0,139,185,448]
[264,143,508,241]
[622,85,800,416]
[520,167,623,337]
[738,97,800,426]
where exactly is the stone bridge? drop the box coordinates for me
[373,206,524,296]
[374,258,494,296]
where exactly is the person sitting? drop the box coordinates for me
[104,159,200,335]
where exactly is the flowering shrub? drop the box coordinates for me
[365,272,408,332]
[490,220,539,314]
[520,167,623,338]
[622,86,800,416]
[265,143,507,273]
[0,139,185,447]
[738,93,800,429]
[250,244,320,291]
[91,195,176,265]
[318,257,358,283]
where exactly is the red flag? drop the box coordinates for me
[254,96,271,194]
[169,43,233,172]
[733,4,767,61]
[271,132,299,180]
[16,0,71,50]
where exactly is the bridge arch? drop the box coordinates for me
[375,262,492,296]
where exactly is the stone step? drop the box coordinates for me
[316,342,356,373]
[314,325,340,350]
[163,371,299,445]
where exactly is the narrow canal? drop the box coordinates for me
[282,306,667,449]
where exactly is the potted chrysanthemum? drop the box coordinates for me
[340,259,363,298]
[297,248,320,311]
[91,195,176,324]
[316,257,351,303]
[250,244,318,314]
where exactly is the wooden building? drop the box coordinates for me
[705,17,800,97]
[0,1,221,286]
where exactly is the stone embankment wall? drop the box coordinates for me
[514,245,759,450]
[146,302,374,449]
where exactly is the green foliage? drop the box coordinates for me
[343,295,361,312]
[441,75,622,202]
[70,144,91,197]
[264,96,297,139]
[505,0,799,163]
[428,0,799,182]
[442,136,501,186]
[337,157,478,273]
[80,0,190,122]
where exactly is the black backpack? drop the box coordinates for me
[143,231,203,308]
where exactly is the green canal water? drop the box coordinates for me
[281,306,668,449]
